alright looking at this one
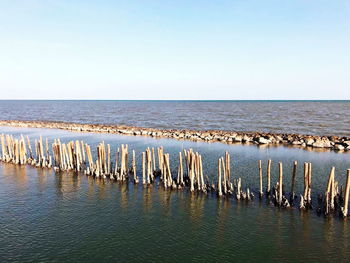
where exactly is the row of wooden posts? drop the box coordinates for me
[0,133,350,218]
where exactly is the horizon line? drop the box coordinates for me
[0,99,349,102]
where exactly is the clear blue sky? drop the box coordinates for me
[0,0,349,99]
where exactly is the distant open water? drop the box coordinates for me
[0,100,349,136]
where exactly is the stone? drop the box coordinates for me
[305,137,315,146]
[242,134,252,142]
[275,135,283,143]
[267,136,277,143]
[313,138,331,148]
[343,141,350,147]
[234,135,242,142]
[334,144,345,150]
[258,137,270,144]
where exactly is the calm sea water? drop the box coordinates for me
[0,100,349,136]
[0,126,350,262]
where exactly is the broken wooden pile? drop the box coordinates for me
[0,133,349,218]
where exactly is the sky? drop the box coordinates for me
[0,0,349,100]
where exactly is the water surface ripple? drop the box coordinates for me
[0,100,349,136]
[0,127,350,262]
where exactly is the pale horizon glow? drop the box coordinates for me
[0,0,349,100]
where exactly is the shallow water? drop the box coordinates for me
[0,100,349,136]
[0,127,350,262]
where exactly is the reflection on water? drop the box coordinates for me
[188,192,205,225]
[0,163,350,262]
[142,186,153,214]
[119,182,129,210]
[54,172,81,199]
[2,164,28,191]
[0,127,350,262]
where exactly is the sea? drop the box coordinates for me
[0,101,349,262]
[0,100,349,136]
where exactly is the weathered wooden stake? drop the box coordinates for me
[259,160,263,197]
[325,167,335,214]
[341,169,350,217]
[303,162,309,201]
[278,162,283,206]
[307,162,312,204]
[218,159,222,196]
[142,152,146,184]
[291,161,297,199]
[267,159,271,193]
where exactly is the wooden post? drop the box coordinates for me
[62,143,67,170]
[190,153,195,192]
[45,138,49,161]
[75,140,81,171]
[95,159,100,177]
[14,139,19,164]
[160,149,164,179]
[179,152,183,185]
[68,142,74,170]
[152,147,156,171]
[58,140,63,170]
[107,144,111,176]
[225,151,230,182]
[132,150,137,183]
[291,161,297,199]
[267,159,271,193]
[307,162,312,204]
[342,169,350,217]
[303,162,309,201]
[259,160,263,197]
[330,168,335,211]
[218,158,222,196]
[18,138,22,164]
[184,149,189,179]
[278,162,283,206]
[114,147,119,178]
[125,144,128,178]
[103,143,107,175]
[199,155,205,191]
[147,148,151,184]
[236,178,241,200]
[158,147,163,172]
[86,144,93,173]
[195,153,200,191]
[222,157,227,194]
[34,139,39,164]
[163,155,167,188]
[227,152,231,182]
[120,145,125,180]
[81,141,86,163]
[165,154,172,188]
[177,162,180,186]
[299,195,305,209]
[1,135,5,161]
[142,152,146,184]
[326,167,335,214]
[26,136,33,160]
[39,136,44,167]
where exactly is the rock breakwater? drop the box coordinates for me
[0,120,349,152]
